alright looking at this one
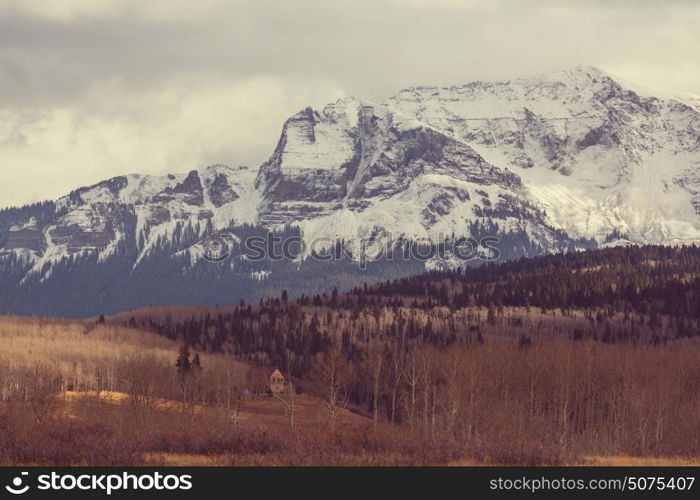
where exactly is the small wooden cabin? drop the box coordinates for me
[246,366,286,395]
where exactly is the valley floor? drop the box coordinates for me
[1,390,698,467]
[1,313,699,466]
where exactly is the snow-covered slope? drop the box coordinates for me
[386,65,700,243]
[3,165,259,280]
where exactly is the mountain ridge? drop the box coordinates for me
[1,66,699,317]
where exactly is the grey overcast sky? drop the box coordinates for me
[0,0,698,208]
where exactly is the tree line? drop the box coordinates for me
[113,244,700,455]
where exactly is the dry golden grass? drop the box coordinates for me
[0,315,240,364]
[65,389,369,432]
[581,456,700,466]
[448,456,700,466]
[235,393,368,430]
[64,391,189,414]
[144,453,229,466]
[0,315,248,392]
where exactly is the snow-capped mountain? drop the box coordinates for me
[387,66,700,244]
[1,65,699,317]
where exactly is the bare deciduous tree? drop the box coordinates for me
[307,345,352,431]
[364,344,385,428]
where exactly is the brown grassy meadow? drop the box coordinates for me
[1,314,699,466]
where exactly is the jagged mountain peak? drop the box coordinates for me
[255,90,536,243]
[395,64,611,95]
[539,64,610,81]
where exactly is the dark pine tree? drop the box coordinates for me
[176,343,192,377]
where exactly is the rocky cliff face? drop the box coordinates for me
[1,66,699,317]
[254,97,557,248]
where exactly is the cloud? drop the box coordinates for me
[0,0,698,207]
[0,78,347,207]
